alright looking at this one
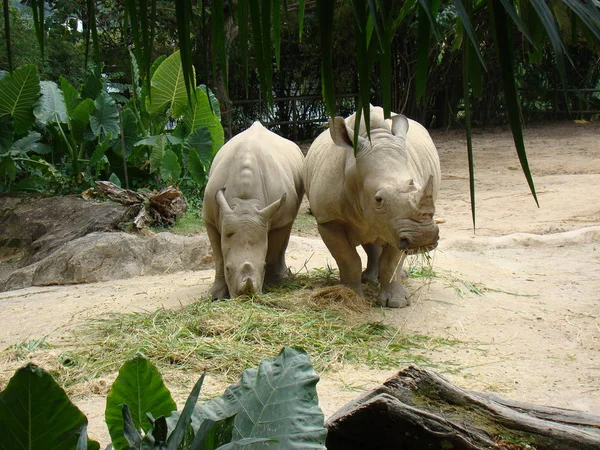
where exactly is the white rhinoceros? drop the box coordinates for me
[304,106,441,307]
[202,122,304,299]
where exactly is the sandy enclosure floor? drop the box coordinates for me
[1,120,599,445]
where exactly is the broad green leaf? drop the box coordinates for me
[34,81,69,125]
[149,134,167,173]
[183,87,224,156]
[0,65,40,135]
[489,0,538,206]
[0,117,13,152]
[70,98,95,143]
[188,148,206,185]
[148,50,193,118]
[121,107,139,156]
[186,126,213,166]
[195,347,327,449]
[0,363,99,450]
[199,85,221,120]
[60,76,81,117]
[0,156,17,183]
[105,356,177,450]
[81,68,103,100]
[10,131,51,156]
[90,92,120,140]
[109,172,122,187]
[160,149,181,183]
[90,135,111,166]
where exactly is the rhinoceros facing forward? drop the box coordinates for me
[304,106,441,307]
[203,122,304,299]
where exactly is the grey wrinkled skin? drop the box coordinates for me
[202,122,304,299]
[303,106,441,308]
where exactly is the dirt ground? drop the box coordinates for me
[1,120,599,446]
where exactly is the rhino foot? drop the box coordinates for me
[209,282,229,300]
[376,283,410,308]
[361,268,379,284]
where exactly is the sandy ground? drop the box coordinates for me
[1,120,599,445]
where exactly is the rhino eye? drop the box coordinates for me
[375,195,383,205]
[225,232,235,238]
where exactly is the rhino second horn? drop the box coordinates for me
[258,192,287,219]
[216,189,233,213]
[417,175,435,211]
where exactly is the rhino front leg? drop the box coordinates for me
[376,245,409,308]
[361,244,382,283]
[265,224,293,285]
[318,222,363,294]
[206,224,229,300]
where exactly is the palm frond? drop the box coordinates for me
[175,0,195,103]
[316,0,336,116]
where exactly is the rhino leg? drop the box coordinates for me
[361,244,382,283]
[207,224,230,299]
[376,245,409,308]
[318,222,363,294]
[265,224,293,285]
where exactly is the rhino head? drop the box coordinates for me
[330,114,439,253]
[216,189,286,297]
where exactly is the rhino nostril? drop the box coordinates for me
[398,238,409,249]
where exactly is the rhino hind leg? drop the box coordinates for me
[361,244,382,283]
[207,224,230,300]
[265,225,293,285]
[318,222,363,295]
[376,245,410,308]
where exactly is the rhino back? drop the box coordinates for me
[203,123,304,228]
[303,129,349,223]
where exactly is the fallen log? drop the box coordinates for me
[325,366,600,450]
[96,182,187,229]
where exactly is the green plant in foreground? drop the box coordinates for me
[0,347,327,450]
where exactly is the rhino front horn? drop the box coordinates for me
[416,175,435,211]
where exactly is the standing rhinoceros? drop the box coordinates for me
[202,122,304,299]
[304,106,441,307]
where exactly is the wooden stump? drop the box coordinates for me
[96,182,187,229]
[325,366,600,449]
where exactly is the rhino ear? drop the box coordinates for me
[258,193,287,220]
[216,189,233,214]
[329,117,354,149]
[391,114,409,139]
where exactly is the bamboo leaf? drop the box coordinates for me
[489,0,538,206]
[563,0,600,42]
[273,0,283,69]
[298,0,306,41]
[316,0,336,116]
[415,5,431,102]
[238,0,250,96]
[498,0,534,45]
[450,0,486,69]
[211,0,228,91]
[529,0,570,91]
[175,0,195,103]
[3,0,12,72]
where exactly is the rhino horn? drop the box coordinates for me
[416,175,435,211]
[258,193,287,219]
[216,189,233,214]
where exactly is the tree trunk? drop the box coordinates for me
[325,366,600,450]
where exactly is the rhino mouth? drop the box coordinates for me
[401,241,438,255]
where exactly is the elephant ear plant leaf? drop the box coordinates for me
[0,363,99,450]
[0,64,40,135]
[105,355,177,450]
[195,347,328,449]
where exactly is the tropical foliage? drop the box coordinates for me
[0,348,327,450]
[0,49,223,198]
